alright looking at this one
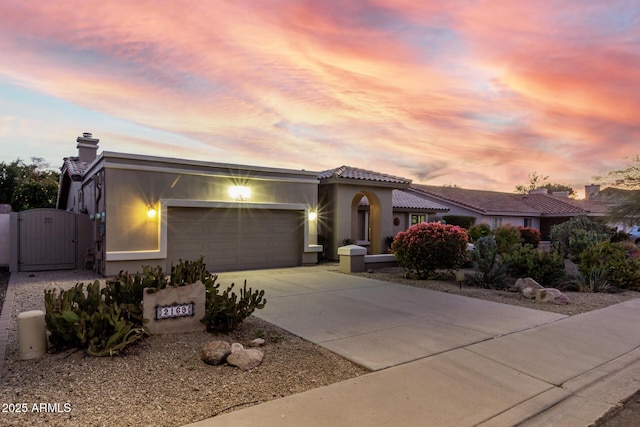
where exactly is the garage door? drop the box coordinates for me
[167,207,303,272]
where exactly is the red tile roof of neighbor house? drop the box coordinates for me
[359,190,449,211]
[409,184,606,216]
[318,166,412,185]
[61,157,88,180]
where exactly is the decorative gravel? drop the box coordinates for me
[354,267,640,316]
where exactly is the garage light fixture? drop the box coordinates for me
[147,206,157,218]
[229,185,251,201]
[308,211,317,221]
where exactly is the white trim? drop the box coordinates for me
[106,199,322,261]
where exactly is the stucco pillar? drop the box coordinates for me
[338,244,367,273]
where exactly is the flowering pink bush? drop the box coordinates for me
[392,222,469,279]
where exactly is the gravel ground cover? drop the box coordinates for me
[354,267,639,316]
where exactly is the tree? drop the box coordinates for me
[515,171,576,197]
[0,158,60,211]
[596,155,640,225]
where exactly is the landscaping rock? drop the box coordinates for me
[226,349,264,371]
[201,340,231,365]
[231,342,244,353]
[536,288,570,305]
[248,338,266,347]
[511,277,545,299]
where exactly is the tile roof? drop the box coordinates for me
[318,166,411,185]
[410,184,603,216]
[61,157,88,180]
[360,190,449,211]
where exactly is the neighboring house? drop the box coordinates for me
[407,184,609,239]
[585,184,639,230]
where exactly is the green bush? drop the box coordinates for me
[550,216,615,260]
[442,215,476,230]
[203,280,266,332]
[44,280,148,356]
[518,227,541,248]
[494,224,523,254]
[44,258,267,356]
[467,223,491,242]
[392,222,468,279]
[578,241,640,290]
[469,236,508,289]
[571,264,612,293]
[502,244,566,286]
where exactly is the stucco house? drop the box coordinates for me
[407,184,610,239]
[57,134,446,275]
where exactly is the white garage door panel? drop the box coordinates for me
[167,207,302,271]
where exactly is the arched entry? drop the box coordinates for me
[351,191,383,254]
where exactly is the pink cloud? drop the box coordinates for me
[0,1,638,193]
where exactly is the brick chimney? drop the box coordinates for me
[77,132,99,164]
[584,184,600,200]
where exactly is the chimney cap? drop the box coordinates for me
[82,132,93,138]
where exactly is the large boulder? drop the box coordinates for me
[226,349,264,371]
[201,341,231,365]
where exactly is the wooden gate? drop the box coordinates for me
[15,209,77,271]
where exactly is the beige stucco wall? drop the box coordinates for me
[320,183,394,260]
[79,153,319,275]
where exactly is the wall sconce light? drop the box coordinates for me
[308,211,317,221]
[147,206,157,218]
[229,185,251,201]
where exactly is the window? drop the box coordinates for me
[491,217,503,229]
[411,214,426,225]
[524,218,533,228]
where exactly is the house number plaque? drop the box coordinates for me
[156,303,194,320]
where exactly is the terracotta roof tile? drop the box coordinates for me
[410,184,599,216]
[61,157,87,179]
[360,190,449,211]
[319,166,411,184]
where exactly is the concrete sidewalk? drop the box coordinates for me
[186,267,640,427]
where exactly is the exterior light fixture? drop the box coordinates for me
[229,185,251,201]
[308,211,317,221]
[147,206,157,218]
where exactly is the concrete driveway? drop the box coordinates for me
[217,266,565,371]
[187,265,640,427]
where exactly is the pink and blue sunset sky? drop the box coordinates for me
[1,1,638,196]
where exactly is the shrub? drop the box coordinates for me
[203,280,266,332]
[467,223,491,242]
[578,240,640,290]
[392,222,468,279]
[494,224,523,254]
[502,244,566,286]
[572,264,612,293]
[44,280,148,356]
[518,227,541,248]
[442,215,476,230]
[469,236,508,289]
[44,258,267,356]
[550,216,615,260]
